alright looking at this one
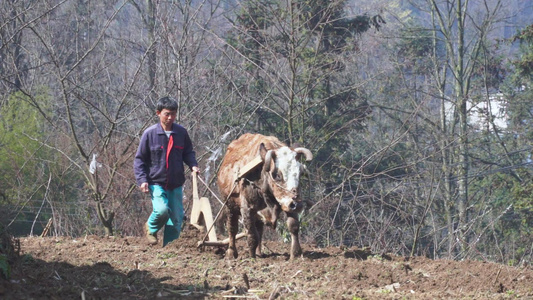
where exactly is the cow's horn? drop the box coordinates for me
[263,150,276,172]
[294,147,313,161]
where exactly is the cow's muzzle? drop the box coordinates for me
[280,198,303,212]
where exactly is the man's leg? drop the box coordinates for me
[147,185,170,243]
[163,186,184,246]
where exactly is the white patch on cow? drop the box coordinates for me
[275,146,301,191]
[279,197,294,210]
[257,211,266,223]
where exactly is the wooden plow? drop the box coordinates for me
[189,156,263,248]
[189,170,218,243]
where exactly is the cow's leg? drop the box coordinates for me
[242,207,259,258]
[286,212,302,260]
[226,206,239,259]
[255,218,264,257]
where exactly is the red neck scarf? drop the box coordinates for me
[166,134,173,169]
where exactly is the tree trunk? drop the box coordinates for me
[455,0,469,255]
[146,0,158,102]
[96,198,115,236]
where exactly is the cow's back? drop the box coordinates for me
[217,133,285,198]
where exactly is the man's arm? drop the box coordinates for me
[134,132,150,192]
[182,130,199,171]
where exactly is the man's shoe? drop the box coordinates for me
[145,223,158,245]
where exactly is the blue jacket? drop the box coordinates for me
[134,123,198,190]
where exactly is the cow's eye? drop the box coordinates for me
[273,171,283,181]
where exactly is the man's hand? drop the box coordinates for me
[192,166,200,173]
[140,182,149,193]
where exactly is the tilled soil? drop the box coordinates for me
[2,227,532,299]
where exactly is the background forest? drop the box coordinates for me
[1,0,532,266]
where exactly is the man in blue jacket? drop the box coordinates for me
[134,97,199,246]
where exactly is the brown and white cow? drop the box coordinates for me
[217,133,312,260]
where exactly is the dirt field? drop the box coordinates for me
[2,226,532,299]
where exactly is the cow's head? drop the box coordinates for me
[259,143,313,212]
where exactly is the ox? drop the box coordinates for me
[217,133,313,260]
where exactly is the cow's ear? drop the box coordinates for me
[259,143,268,160]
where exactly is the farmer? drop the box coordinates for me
[134,96,199,246]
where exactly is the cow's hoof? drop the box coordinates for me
[226,248,238,259]
[290,250,302,260]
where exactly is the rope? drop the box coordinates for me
[196,175,225,206]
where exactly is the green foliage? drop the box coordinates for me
[0,225,15,280]
[514,51,533,77]
[505,24,533,137]
[0,254,10,279]
[502,25,533,234]
[510,177,533,229]
[397,27,432,58]
[470,169,533,264]
[158,252,178,260]
[0,90,51,203]
[394,23,440,74]
[0,92,45,152]
[226,0,380,139]
[512,24,533,78]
